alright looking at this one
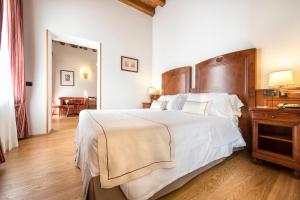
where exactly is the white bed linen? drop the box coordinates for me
[76,109,246,200]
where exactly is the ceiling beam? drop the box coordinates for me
[154,0,166,7]
[118,0,155,16]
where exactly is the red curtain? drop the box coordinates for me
[7,0,29,139]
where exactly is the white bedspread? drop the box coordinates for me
[76,109,246,200]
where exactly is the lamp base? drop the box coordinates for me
[150,95,160,102]
[279,90,288,97]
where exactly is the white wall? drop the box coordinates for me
[152,0,300,89]
[23,0,152,135]
[52,42,97,105]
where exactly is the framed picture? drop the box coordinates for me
[121,56,139,73]
[60,70,74,86]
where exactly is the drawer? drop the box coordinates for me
[252,111,300,123]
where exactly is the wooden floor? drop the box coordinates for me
[0,117,299,200]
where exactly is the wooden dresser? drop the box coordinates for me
[252,88,300,178]
[250,107,300,178]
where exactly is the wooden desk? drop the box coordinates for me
[59,97,87,116]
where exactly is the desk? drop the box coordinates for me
[58,97,87,116]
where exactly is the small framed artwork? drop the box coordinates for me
[60,70,74,86]
[121,56,139,73]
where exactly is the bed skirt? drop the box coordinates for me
[87,157,226,200]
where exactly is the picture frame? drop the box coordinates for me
[60,70,74,86]
[121,56,139,73]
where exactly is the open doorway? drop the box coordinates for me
[51,41,97,130]
[46,30,102,133]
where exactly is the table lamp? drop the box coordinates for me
[148,87,161,102]
[268,70,295,97]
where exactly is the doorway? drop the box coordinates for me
[46,30,102,133]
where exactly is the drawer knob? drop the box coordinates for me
[271,115,275,118]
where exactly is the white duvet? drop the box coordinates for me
[75,109,246,200]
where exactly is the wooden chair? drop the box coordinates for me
[52,102,63,117]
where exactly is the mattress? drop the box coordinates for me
[86,156,228,200]
[75,109,246,200]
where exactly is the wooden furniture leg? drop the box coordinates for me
[67,106,70,117]
[295,170,300,179]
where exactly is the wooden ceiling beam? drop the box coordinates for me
[154,0,166,7]
[119,0,155,16]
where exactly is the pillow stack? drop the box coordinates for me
[182,101,211,116]
[157,94,187,110]
[149,93,244,122]
[150,100,168,110]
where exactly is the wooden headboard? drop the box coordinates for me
[162,66,192,95]
[195,49,256,147]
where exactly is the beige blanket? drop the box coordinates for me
[86,110,175,188]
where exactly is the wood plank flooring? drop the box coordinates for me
[0,117,299,200]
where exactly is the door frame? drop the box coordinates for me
[45,30,102,133]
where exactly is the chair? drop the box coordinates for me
[52,102,62,117]
[58,97,88,117]
[63,100,75,117]
[52,100,73,117]
[73,99,88,114]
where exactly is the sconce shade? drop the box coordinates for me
[80,67,91,79]
[268,70,294,87]
[83,73,88,79]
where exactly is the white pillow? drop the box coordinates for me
[187,93,234,118]
[150,100,168,110]
[158,94,187,110]
[182,101,211,116]
[229,95,244,117]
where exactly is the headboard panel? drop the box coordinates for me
[195,49,256,147]
[162,66,192,95]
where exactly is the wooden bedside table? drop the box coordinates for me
[142,102,151,109]
[250,107,300,178]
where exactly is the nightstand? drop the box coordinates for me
[142,102,151,109]
[250,107,300,178]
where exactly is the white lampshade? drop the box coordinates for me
[268,70,295,87]
[148,87,161,95]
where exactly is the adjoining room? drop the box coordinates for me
[51,41,97,125]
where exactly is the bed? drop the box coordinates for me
[75,49,256,200]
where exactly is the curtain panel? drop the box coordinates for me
[0,144,5,163]
[0,0,5,163]
[0,0,19,161]
[7,0,29,139]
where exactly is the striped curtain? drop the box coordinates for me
[7,0,29,139]
[0,0,5,163]
[0,144,5,163]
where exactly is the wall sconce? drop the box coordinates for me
[148,87,161,102]
[268,70,295,97]
[80,67,91,79]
